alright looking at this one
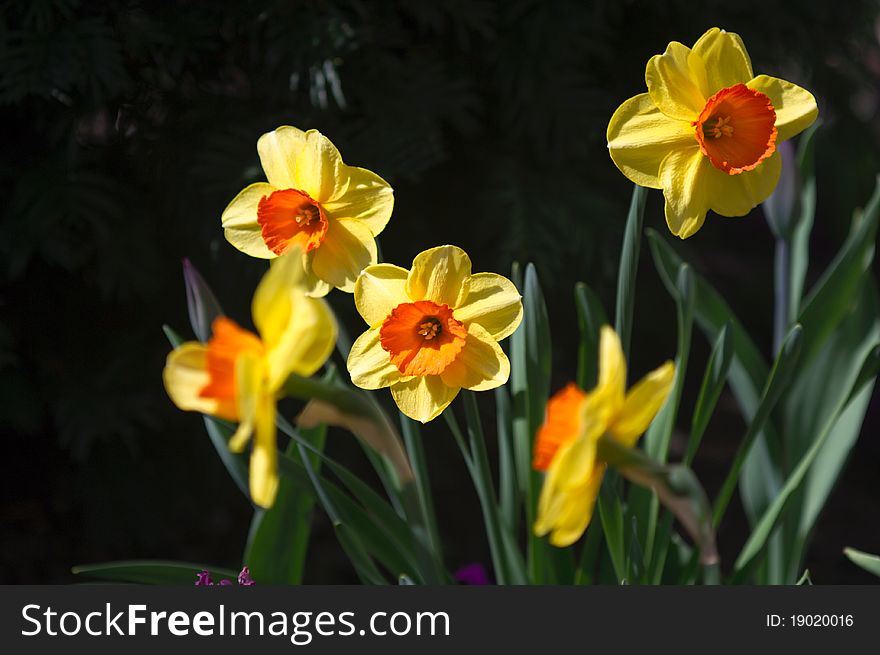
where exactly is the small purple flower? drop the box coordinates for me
[195,571,213,586]
[238,566,256,586]
[195,567,256,586]
[454,563,491,585]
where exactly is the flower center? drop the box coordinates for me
[257,188,329,255]
[379,300,467,376]
[693,83,777,175]
[199,317,264,420]
[417,318,442,340]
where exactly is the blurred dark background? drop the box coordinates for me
[2,0,879,584]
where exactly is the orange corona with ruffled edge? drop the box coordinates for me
[533,327,674,547]
[346,245,523,423]
[607,27,818,239]
[221,126,394,297]
[163,250,337,508]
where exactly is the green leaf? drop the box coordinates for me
[614,184,648,358]
[733,344,880,575]
[784,283,880,555]
[574,282,608,389]
[510,262,553,582]
[788,123,819,319]
[72,561,239,585]
[400,415,444,572]
[713,324,803,527]
[244,423,325,584]
[636,264,693,578]
[203,416,251,499]
[796,176,880,367]
[686,323,733,466]
[647,230,782,524]
[162,324,184,348]
[844,548,880,578]
[495,386,518,532]
[274,416,423,580]
[598,482,627,583]
[460,391,528,585]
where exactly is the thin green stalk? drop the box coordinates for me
[445,403,509,583]
[400,416,443,563]
[774,238,791,354]
[462,392,527,584]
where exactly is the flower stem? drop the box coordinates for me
[773,238,791,354]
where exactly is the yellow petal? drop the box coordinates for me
[692,28,753,95]
[323,166,394,237]
[221,182,276,259]
[405,245,472,308]
[294,130,348,203]
[453,272,523,341]
[390,375,459,423]
[249,392,279,508]
[548,465,605,547]
[659,146,712,239]
[354,263,410,327]
[310,218,377,293]
[607,93,697,189]
[551,431,599,489]
[610,361,675,447]
[440,323,510,392]
[708,152,782,218]
[645,41,706,121]
[229,350,262,452]
[747,75,819,143]
[163,343,221,415]
[598,325,626,414]
[535,458,605,547]
[302,254,333,298]
[347,327,403,390]
[257,126,307,190]
[252,251,337,387]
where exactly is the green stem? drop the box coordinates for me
[773,238,791,355]
[400,417,443,565]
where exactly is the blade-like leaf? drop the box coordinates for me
[796,176,880,366]
[574,282,608,390]
[244,423,325,584]
[72,561,239,585]
[686,323,733,465]
[615,184,648,358]
[734,344,880,574]
[844,548,880,578]
[713,324,803,527]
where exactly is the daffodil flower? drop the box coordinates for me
[221,126,394,296]
[607,27,818,238]
[163,251,337,507]
[347,245,523,423]
[533,326,674,547]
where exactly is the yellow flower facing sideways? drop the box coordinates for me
[533,327,674,547]
[163,251,337,507]
[607,27,818,239]
[347,245,523,423]
[221,126,394,296]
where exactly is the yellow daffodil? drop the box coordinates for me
[533,326,674,547]
[163,251,337,507]
[221,126,394,297]
[347,245,523,423]
[607,27,818,238]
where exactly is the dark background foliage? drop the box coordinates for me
[2,0,879,583]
